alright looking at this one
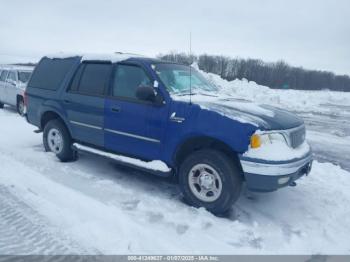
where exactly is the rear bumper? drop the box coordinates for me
[240,151,313,192]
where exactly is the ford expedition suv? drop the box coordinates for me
[25,54,312,214]
[0,66,33,115]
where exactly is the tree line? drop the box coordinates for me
[158,52,350,92]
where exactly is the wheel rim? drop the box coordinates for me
[188,163,222,202]
[47,128,63,154]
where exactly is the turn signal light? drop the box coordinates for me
[250,134,261,148]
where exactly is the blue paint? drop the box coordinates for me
[26,55,311,191]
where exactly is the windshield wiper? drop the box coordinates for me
[175,92,197,96]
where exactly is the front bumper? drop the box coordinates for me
[240,152,313,192]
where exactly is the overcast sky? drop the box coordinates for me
[0,0,349,75]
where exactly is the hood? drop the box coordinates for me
[175,94,304,130]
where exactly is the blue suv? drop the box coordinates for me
[25,53,312,214]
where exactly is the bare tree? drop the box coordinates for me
[158,52,350,92]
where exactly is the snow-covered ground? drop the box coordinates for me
[1,75,350,254]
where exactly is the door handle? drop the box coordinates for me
[111,107,121,113]
[63,99,71,104]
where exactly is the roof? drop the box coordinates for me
[0,64,34,71]
[44,52,178,65]
[46,52,148,63]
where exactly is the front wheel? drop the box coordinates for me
[179,149,242,215]
[0,102,4,109]
[43,119,76,162]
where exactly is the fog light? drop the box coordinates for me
[278,177,290,185]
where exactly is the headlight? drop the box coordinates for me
[250,132,287,149]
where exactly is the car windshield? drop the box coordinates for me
[153,63,217,94]
[18,71,32,83]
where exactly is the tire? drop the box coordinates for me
[43,119,76,162]
[179,149,242,215]
[0,102,3,109]
[17,97,24,116]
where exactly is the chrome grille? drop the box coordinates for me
[288,125,306,148]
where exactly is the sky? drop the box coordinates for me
[0,0,349,75]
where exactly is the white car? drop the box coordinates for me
[0,66,33,115]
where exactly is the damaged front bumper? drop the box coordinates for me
[239,151,313,192]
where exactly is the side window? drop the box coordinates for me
[112,64,152,100]
[29,57,78,90]
[69,64,84,92]
[7,71,17,83]
[71,63,111,96]
[0,70,8,81]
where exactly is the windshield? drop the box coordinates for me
[153,63,217,94]
[18,71,32,83]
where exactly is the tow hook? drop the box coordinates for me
[289,181,297,187]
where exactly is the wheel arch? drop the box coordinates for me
[40,110,71,135]
[173,136,244,178]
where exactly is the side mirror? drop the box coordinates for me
[136,85,156,102]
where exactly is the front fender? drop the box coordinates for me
[163,100,257,166]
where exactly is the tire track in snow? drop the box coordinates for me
[0,185,86,254]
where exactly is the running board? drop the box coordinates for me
[72,143,172,177]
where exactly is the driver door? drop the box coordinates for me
[104,63,168,160]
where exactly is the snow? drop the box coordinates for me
[0,103,350,254]
[46,52,83,59]
[73,143,171,173]
[243,140,311,161]
[173,94,274,117]
[172,94,273,127]
[200,69,350,115]
[0,64,34,71]
[0,68,350,254]
[81,53,137,63]
[46,52,143,63]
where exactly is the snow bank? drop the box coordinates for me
[200,69,350,114]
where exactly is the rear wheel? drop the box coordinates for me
[43,119,76,162]
[179,149,242,215]
[17,97,24,116]
[0,102,3,109]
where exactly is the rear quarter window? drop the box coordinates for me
[28,57,78,90]
[18,71,32,83]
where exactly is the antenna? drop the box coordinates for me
[189,31,192,105]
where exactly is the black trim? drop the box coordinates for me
[245,161,312,192]
[66,63,112,98]
[106,62,164,107]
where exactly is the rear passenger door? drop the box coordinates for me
[62,62,111,147]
